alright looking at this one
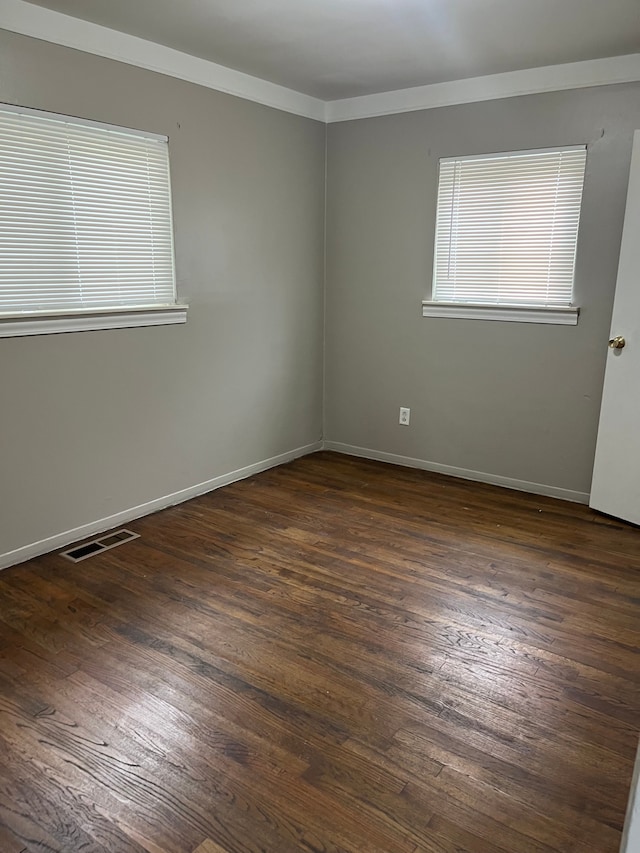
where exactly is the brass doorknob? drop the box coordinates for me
[608,335,626,350]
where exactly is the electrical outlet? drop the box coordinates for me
[399,407,410,426]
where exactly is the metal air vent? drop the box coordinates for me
[61,529,139,562]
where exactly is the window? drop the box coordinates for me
[424,146,587,324]
[0,103,186,337]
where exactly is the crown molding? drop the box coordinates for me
[2,1,639,125]
[0,0,326,122]
[326,53,640,123]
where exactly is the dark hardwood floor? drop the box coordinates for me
[0,451,639,853]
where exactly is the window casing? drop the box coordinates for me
[0,103,186,337]
[425,146,587,324]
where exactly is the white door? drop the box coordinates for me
[590,130,640,525]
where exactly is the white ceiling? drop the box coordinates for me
[20,0,640,101]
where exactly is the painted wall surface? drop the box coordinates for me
[2,27,639,561]
[0,30,325,558]
[325,84,640,496]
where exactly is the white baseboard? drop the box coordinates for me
[1,438,589,571]
[0,440,322,571]
[323,441,590,504]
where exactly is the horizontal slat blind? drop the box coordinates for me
[432,147,586,306]
[0,105,176,313]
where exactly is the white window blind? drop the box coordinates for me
[0,104,177,315]
[432,146,587,307]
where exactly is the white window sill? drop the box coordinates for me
[421,302,579,325]
[0,304,188,338]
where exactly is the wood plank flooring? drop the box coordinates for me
[0,451,639,852]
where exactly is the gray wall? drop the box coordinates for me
[0,30,325,559]
[1,29,638,560]
[325,84,640,497]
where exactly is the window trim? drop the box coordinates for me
[0,102,184,337]
[0,303,187,338]
[428,144,586,323]
[421,301,579,325]
[0,101,168,142]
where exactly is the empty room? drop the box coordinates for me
[0,1,639,851]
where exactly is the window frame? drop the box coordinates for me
[0,103,187,338]
[423,145,586,325]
